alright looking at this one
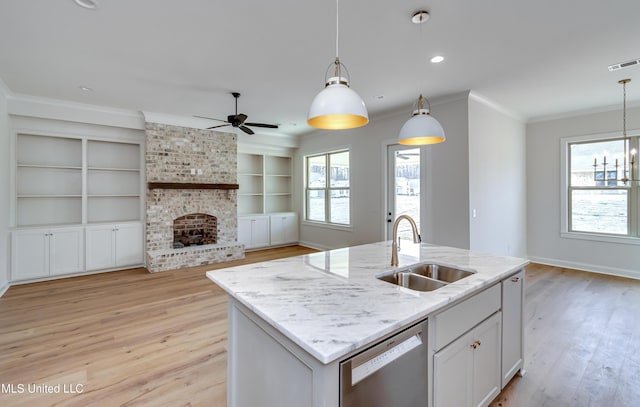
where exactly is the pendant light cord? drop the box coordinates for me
[336,0,339,59]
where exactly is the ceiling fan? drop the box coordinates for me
[195,92,278,135]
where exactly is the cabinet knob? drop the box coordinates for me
[511,277,520,282]
[470,340,481,349]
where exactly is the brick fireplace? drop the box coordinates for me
[145,122,244,272]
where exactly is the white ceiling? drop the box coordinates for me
[1,0,639,137]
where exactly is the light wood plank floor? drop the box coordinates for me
[1,249,639,407]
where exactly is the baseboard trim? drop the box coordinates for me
[0,282,9,298]
[297,240,332,251]
[528,256,640,281]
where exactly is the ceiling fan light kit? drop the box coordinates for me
[398,94,446,145]
[307,0,369,130]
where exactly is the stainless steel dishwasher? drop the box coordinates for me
[340,320,428,407]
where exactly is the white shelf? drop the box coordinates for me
[15,133,143,227]
[237,153,293,215]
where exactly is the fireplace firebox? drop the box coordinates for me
[173,213,217,248]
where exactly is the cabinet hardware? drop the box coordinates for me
[511,277,520,282]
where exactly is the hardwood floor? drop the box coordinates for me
[0,246,318,407]
[1,250,639,407]
[490,263,640,407]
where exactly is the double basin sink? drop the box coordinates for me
[378,263,475,292]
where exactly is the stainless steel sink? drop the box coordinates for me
[407,264,475,283]
[377,263,475,291]
[378,272,447,291]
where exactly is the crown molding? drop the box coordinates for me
[7,93,144,129]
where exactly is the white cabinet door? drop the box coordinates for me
[87,223,143,270]
[269,213,298,246]
[238,216,270,249]
[434,328,473,407]
[434,312,502,407]
[472,312,502,407]
[86,225,116,271]
[251,217,270,248]
[502,270,524,388]
[11,229,50,280]
[11,227,84,280]
[49,227,84,276]
[114,223,143,267]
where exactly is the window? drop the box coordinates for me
[305,150,350,226]
[565,134,639,238]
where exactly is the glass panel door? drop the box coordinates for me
[387,145,421,240]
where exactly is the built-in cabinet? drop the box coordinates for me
[238,213,298,249]
[237,152,297,250]
[238,215,270,250]
[11,133,144,282]
[11,226,84,280]
[433,312,502,407]
[86,223,143,271]
[269,213,299,246]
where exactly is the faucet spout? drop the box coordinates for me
[391,215,421,266]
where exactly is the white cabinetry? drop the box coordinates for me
[238,216,270,249]
[269,213,298,246]
[432,283,502,407]
[11,227,84,281]
[434,311,502,407]
[501,270,525,387]
[12,133,144,282]
[86,223,143,271]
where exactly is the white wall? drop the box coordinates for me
[527,106,640,278]
[295,93,471,250]
[468,94,527,257]
[0,81,11,295]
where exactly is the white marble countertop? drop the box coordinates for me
[206,241,529,364]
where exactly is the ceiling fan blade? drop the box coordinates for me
[245,122,279,129]
[194,115,228,123]
[207,124,231,130]
[235,113,248,124]
[239,125,255,135]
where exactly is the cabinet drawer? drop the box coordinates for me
[433,284,501,351]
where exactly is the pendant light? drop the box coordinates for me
[307,0,369,130]
[397,94,446,145]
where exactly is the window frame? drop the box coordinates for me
[304,149,351,227]
[561,131,640,245]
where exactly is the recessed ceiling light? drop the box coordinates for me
[74,0,98,10]
[430,56,444,64]
[411,10,430,24]
[79,86,93,92]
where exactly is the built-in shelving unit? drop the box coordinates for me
[87,140,141,224]
[16,134,83,226]
[15,135,143,227]
[12,132,145,282]
[237,153,292,215]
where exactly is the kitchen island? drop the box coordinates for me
[206,241,529,407]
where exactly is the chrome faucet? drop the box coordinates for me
[391,215,421,266]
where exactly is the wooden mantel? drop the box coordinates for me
[147,182,239,190]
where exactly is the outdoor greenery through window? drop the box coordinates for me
[568,136,638,237]
[305,150,350,226]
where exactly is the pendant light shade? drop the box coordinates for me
[398,95,445,145]
[307,0,369,130]
[308,72,369,130]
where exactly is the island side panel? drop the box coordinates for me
[227,297,340,407]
